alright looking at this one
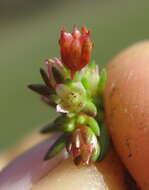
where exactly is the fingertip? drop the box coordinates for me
[0,133,67,190]
[109,40,149,66]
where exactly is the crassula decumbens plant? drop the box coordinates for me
[28,26,109,165]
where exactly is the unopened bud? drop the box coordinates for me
[59,26,93,78]
[70,126,100,165]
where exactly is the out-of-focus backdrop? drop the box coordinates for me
[0,0,148,150]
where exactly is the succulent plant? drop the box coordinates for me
[28,26,109,165]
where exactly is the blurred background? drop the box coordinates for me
[0,0,148,150]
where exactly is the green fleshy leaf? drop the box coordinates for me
[62,118,76,133]
[82,101,97,117]
[76,114,86,125]
[81,77,90,91]
[97,123,110,161]
[28,84,50,96]
[98,68,107,92]
[41,115,76,134]
[87,117,100,136]
[77,115,100,136]
[44,135,66,160]
[91,141,100,162]
[57,114,76,133]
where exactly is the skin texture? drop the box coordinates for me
[31,148,128,190]
[0,131,129,190]
[104,41,149,190]
[0,133,68,190]
[0,132,49,170]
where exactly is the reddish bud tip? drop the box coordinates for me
[69,126,97,165]
[59,26,93,76]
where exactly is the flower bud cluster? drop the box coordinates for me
[59,26,93,78]
[28,26,108,165]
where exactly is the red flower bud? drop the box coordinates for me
[59,26,93,77]
[68,125,98,165]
